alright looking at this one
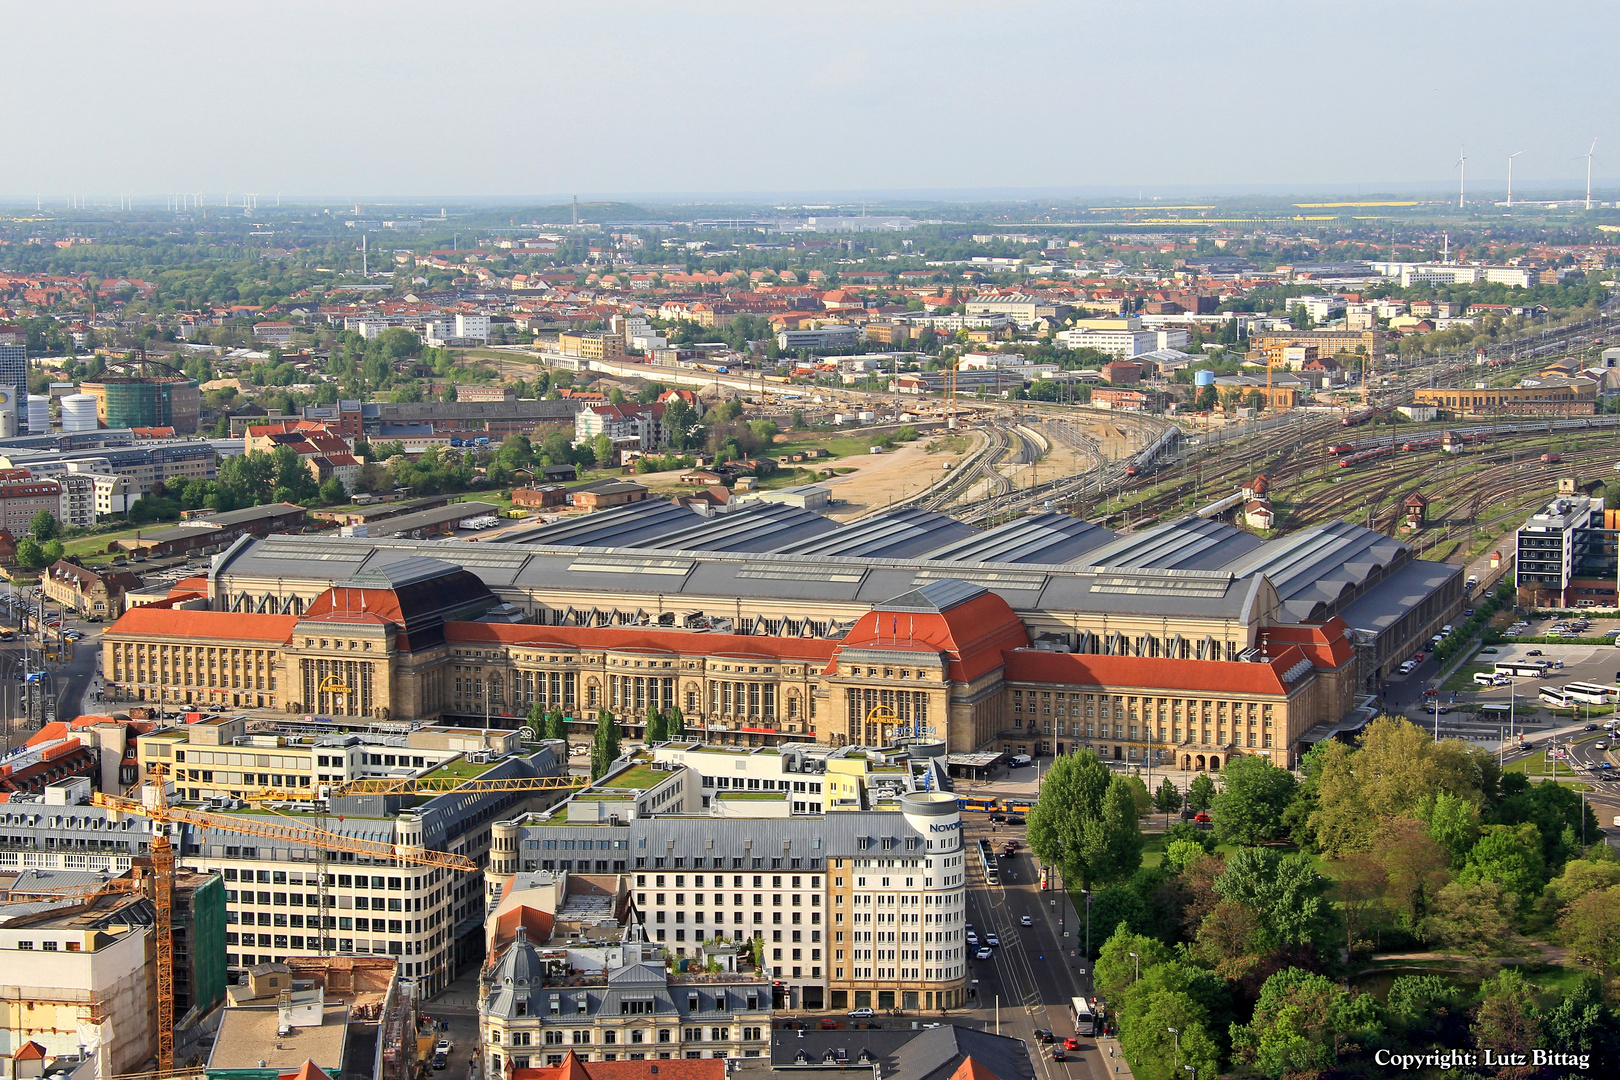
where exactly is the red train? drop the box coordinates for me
[1341,404,1397,427]
[1339,445,1395,468]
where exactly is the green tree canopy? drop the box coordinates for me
[665,706,685,741]
[1184,773,1216,813]
[645,707,665,744]
[1213,846,1336,953]
[1026,751,1143,890]
[590,709,621,780]
[28,509,60,542]
[1211,755,1296,846]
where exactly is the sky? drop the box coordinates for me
[10,0,1620,203]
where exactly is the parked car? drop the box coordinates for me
[820,1019,840,1029]
[435,1041,451,1056]
[1194,812,1211,823]
[848,1007,875,1019]
[432,1055,447,1071]
[1526,649,1543,657]
[1005,814,1025,825]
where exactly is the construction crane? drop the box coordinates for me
[241,773,589,802]
[92,767,477,1072]
[0,875,144,904]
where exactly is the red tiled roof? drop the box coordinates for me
[493,905,555,950]
[840,591,1031,683]
[1263,617,1355,669]
[948,1057,1011,1080]
[1002,647,1310,696]
[107,607,299,644]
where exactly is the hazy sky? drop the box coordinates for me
[11,0,1618,201]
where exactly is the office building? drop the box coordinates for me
[490,751,968,1015]
[1516,495,1617,607]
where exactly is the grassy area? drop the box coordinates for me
[1504,749,1582,779]
[421,755,499,782]
[716,791,785,801]
[600,763,666,789]
[61,524,151,560]
[1440,664,1493,693]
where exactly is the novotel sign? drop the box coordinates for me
[929,821,962,832]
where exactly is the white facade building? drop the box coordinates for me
[456,313,491,342]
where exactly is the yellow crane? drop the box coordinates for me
[240,773,589,802]
[93,767,477,1072]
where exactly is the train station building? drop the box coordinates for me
[103,506,1465,770]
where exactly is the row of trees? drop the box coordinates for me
[1027,718,1620,1077]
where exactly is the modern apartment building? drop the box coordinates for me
[1516,495,1617,607]
[488,748,968,1015]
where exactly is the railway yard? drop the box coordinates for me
[879,306,1618,568]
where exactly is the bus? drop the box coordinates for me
[1540,687,1576,709]
[957,796,999,814]
[1561,682,1616,705]
[1071,996,1096,1036]
[1495,661,1550,678]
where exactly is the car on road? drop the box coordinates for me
[1063,1038,1081,1051]
[1008,754,1032,768]
[1193,812,1211,823]
[1399,660,1418,675]
[431,1054,447,1071]
[1005,814,1025,825]
[848,1008,875,1019]
[435,1040,451,1056]
[1033,1029,1055,1044]
[985,933,1000,947]
[1596,741,1609,751]
[975,947,993,960]
[820,1019,839,1029]
[987,813,1006,823]
[1585,724,1600,732]
[1051,1048,1066,1062]
[1021,915,1033,926]
[965,933,979,948]
[1526,649,1543,657]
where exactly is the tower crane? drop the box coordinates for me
[242,773,588,802]
[92,767,477,1072]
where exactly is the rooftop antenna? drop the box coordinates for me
[1584,138,1598,211]
[572,195,578,226]
[1456,146,1467,209]
[1507,150,1525,207]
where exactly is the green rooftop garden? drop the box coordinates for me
[716,791,786,801]
[421,755,500,783]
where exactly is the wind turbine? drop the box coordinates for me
[1507,151,1525,207]
[1456,146,1467,209]
[1583,139,1597,211]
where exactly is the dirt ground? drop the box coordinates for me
[820,432,981,520]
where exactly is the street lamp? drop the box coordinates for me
[1168,1028,1179,1074]
[1129,951,1139,983]
[1185,1068,1197,1080]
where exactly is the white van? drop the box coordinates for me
[1473,672,1498,686]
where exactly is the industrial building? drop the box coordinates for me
[80,375,201,434]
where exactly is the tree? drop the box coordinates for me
[1214,846,1335,953]
[1094,925,1171,998]
[525,702,545,739]
[1386,973,1469,1048]
[28,509,60,542]
[665,706,685,741]
[1420,878,1521,958]
[645,706,665,744]
[590,709,621,780]
[1211,755,1296,845]
[1418,790,1480,869]
[317,477,348,505]
[1471,969,1543,1080]
[1184,773,1216,813]
[15,538,45,570]
[544,708,569,742]
[663,397,699,450]
[592,433,614,468]
[41,540,64,564]
[1309,716,1490,855]
[1560,884,1620,971]
[1028,753,1144,890]
[1231,967,1384,1079]
[1153,778,1183,824]
[1459,824,1548,912]
[1374,817,1452,932]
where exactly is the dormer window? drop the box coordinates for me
[516,1002,527,1017]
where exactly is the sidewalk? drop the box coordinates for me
[1091,1036,1136,1080]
